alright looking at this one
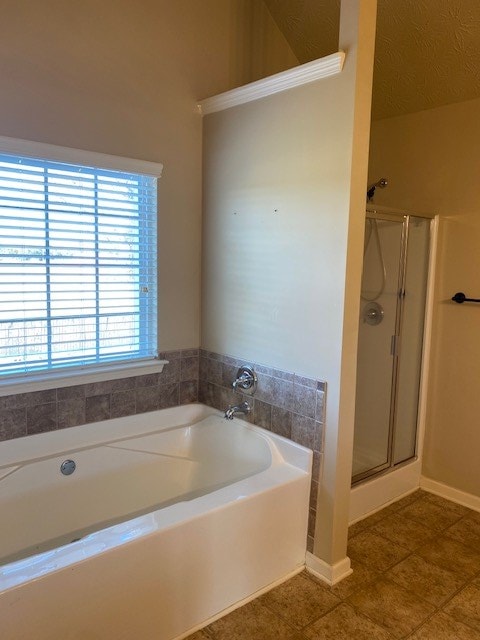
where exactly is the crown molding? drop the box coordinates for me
[198,51,345,116]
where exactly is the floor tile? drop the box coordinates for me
[348,519,370,539]
[303,602,394,639]
[422,493,472,517]
[258,573,340,628]
[328,559,380,600]
[388,489,427,511]
[443,584,480,632]
[445,513,480,550]
[361,502,400,525]
[347,531,410,571]
[347,491,427,540]
[347,577,436,638]
[467,510,480,523]
[386,554,465,606]
[205,600,302,640]
[371,513,436,551]
[416,536,480,577]
[398,497,464,532]
[409,611,480,639]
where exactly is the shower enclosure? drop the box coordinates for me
[352,206,433,484]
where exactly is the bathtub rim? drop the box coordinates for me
[0,403,217,471]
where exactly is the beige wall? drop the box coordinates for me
[0,0,297,350]
[369,97,480,497]
[202,80,353,378]
[202,1,377,567]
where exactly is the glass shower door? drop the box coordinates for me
[352,217,404,480]
[352,212,431,484]
[393,216,430,464]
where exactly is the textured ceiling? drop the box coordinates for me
[264,0,480,120]
[263,0,340,62]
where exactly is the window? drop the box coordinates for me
[0,142,161,383]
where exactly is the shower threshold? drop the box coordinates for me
[350,456,421,523]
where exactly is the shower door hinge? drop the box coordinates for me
[390,335,398,356]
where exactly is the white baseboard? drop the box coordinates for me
[305,552,352,586]
[420,476,480,513]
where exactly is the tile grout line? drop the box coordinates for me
[345,491,480,638]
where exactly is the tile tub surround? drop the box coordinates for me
[198,350,326,551]
[0,349,199,442]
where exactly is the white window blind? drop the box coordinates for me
[0,152,158,380]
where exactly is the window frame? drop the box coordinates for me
[0,136,166,396]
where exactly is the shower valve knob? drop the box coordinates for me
[232,365,257,394]
[363,302,384,325]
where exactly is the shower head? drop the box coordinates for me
[367,177,388,202]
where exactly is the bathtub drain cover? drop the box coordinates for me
[60,459,76,476]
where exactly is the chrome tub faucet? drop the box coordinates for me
[224,401,251,420]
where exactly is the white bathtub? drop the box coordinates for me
[0,403,311,640]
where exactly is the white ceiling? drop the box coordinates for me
[264,0,480,120]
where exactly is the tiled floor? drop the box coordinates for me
[186,490,480,639]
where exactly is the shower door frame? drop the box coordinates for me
[352,206,435,486]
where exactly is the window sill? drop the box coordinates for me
[0,359,169,397]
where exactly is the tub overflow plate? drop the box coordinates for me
[61,459,76,476]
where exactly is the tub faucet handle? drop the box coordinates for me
[232,365,257,394]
